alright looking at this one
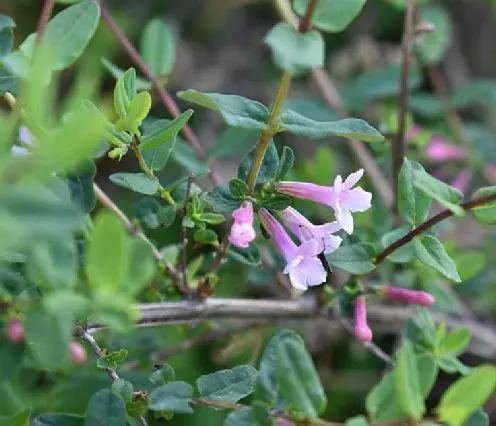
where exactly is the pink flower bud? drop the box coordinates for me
[450,169,471,193]
[69,341,87,364]
[425,136,466,162]
[354,296,372,342]
[383,286,435,307]
[228,201,256,248]
[7,319,24,343]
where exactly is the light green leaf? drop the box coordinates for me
[114,68,136,118]
[394,343,425,419]
[140,19,175,75]
[196,365,258,403]
[128,91,152,124]
[140,110,193,151]
[293,0,367,32]
[109,172,159,195]
[197,213,225,225]
[278,110,384,142]
[148,381,194,414]
[437,365,496,426]
[178,90,269,130]
[471,186,496,224]
[34,413,85,426]
[25,303,71,370]
[264,23,324,74]
[326,243,376,274]
[275,330,327,418]
[442,329,471,357]
[101,58,151,90]
[86,211,129,292]
[0,410,30,426]
[414,235,461,282]
[84,389,127,426]
[416,5,452,64]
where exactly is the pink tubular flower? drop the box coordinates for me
[279,207,342,254]
[279,169,372,234]
[7,319,24,343]
[450,169,472,193]
[259,208,327,291]
[69,341,87,364]
[354,296,372,342]
[383,286,435,307]
[426,136,466,162]
[228,201,256,248]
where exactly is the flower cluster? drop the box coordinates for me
[228,169,372,291]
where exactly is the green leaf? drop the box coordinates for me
[112,380,133,403]
[398,158,432,226]
[25,303,71,370]
[408,160,463,216]
[171,140,210,175]
[278,111,384,142]
[140,110,193,151]
[86,211,129,292]
[0,337,25,382]
[101,58,151,90]
[128,91,152,123]
[21,1,100,71]
[229,178,249,198]
[149,364,176,386]
[345,416,369,426]
[67,161,97,213]
[238,141,279,184]
[442,328,471,357]
[194,228,218,245]
[275,146,294,181]
[224,407,271,426]
[197,213,225,225]
[109,173,159,195]
[380,226,416,263]
[208,127,260,158]
[264,23,324,74]
[464,409,489,426]
[454,252,486,282]
[228,244,262,266]
[114,68,136,118]
[140,19,175,75]
[275,330,327,418]
[34,413,84,426]
[437,365,496,426]
[438,356,472,376]
[85,389,127,426]
[471,186,496,224]
[326,243,376,274]
[260,194,292,211]
[196,365,258,403]
[0,410,30,426]
[204,186,241,213]
[394,343,425,419]
[148,381,194,414]
[416,5,452,64]
[293,0,367,32]
[96,349,128,370]
[414,235,461,282]
[0,16,14,57]
[177,90,269,130]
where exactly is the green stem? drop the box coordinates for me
[247,71,292,194]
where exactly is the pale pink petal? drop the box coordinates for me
[322,234,342,254]
[283,255,303,275]
[295,239,319,257]
[335,206,354,235]
[333,174,343,192]
[341,187,372,213]
[289,268,308,290]
[343,169,364,190]
[300,257,327,287]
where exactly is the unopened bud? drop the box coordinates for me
[7,319,24,343]
[354,296,373,342]
[69,341,87,364]
[383,286,435,307]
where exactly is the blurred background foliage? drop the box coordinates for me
[2,0,496,424]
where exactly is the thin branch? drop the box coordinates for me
[97,2,221,186]
[86,298,496,358]
[178,175,195,294]
[93,183,179,281]
[375,193,496,264]
[394,0,416,209]
[275,0,394,209]
[35,0,55,46]
[298,0,320,33]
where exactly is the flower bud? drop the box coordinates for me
[426,137,466,162]
[354,296,372,342]
[69,341,87,364]
[383,286,435,307]
[228,201,256,248]
[7,319,24,343]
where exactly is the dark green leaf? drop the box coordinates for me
[464,409,489,426]
[149,364,176,386]
[380,226,416,263]
[112,380,133,403]
[0,410,30,426]
[437,365,496,426]
[229,178,249,199]
[140,19,175,75]
[135,199,176,229]
[194,228,218,245]
[224,406,271,426]
[414,235,461,282]
[0,337,25,381]
[34,413,84,426]
[67,161,97,213]
[260,194,292,211]
[326,243,376,274]
[238,141,279,184]
[177,90,269,130]
[196,365,258,403]
[278,111,384,142]
[293,0,367,32]
[109,173,159,195]
[228,244,261,266]
[208,127,260,158]
[85,389,127,426]
[204,186,241,213]
[416,5,452,64]
[171,140,210,175]
[148,381,194,414]
[264,23,324,74]
[275,146,294,181]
